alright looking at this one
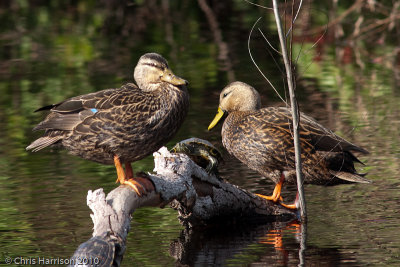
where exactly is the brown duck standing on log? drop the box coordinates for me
[208,81,370,209]
[27,53,189,195]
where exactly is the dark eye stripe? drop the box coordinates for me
[142,62,163,69]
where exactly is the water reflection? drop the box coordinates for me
[1,0,400,266]
[169,221,301,266]
[168,220,361,266]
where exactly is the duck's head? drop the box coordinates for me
[208,81,261,130]
[134,53,188,92]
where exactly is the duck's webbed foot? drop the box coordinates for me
[114,156,152,196]
[256,172,298,210]
[279,193,299,210]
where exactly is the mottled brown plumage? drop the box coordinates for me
[27,53,189,194]
[208,81,369,208]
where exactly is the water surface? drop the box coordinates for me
[0,1,399,266]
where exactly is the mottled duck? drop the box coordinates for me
[208,81,369,209]
[27,53,189,195]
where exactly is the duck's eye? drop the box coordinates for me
[223,92,229,98]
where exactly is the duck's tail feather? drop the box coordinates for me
[26,136,63,152]
[330,170,371,183]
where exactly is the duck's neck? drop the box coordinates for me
[143,84,188,133]
[158,84,189,124]
[223,111,253,126]
[221,111,254,150]
[162,84,188,108]
[141,83,163,92]
[221,111,247,135]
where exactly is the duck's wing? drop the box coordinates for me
[27,84,149,151]
[267,107,369,182]
[32,83,143,132]
[274,107,369,154]
[237,108,369,183]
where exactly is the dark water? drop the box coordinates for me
[1,1,399,266]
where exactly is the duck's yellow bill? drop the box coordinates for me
[208,107,225,130]
[161,68,188,86]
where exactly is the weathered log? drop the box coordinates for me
[69,147,297,266]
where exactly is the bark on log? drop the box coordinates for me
[69,147,297,266]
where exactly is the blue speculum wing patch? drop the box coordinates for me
[90,108,98,113]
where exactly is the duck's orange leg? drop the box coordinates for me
[256,172,285,202]
[279,193,299,210]
[125,162,134,180]
[256,173,298,210]
[113,155,146,196]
